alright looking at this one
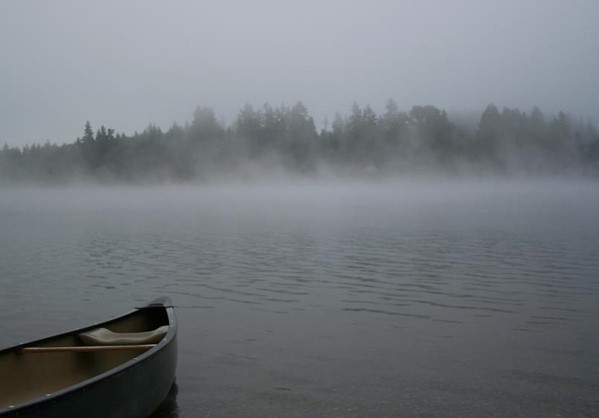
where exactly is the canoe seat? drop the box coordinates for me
[79,326,168,346]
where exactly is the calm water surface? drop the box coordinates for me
[1,181,598,417]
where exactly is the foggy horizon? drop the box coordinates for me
[2,99,598,184]
[0,99,592,148]
[2,1,599,147]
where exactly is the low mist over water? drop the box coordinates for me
[1,180,598,416]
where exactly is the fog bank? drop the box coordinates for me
[1,102,598,186]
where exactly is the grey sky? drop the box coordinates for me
[1,0,598,146]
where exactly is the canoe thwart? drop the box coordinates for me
[19,344,156,354]
[18,321,168,354]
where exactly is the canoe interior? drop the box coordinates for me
[0,306,169,409]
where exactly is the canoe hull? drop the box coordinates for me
[0,299,177,418]
[9,337,176,418]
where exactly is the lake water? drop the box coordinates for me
[1,180,599,417]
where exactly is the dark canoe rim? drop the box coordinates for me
[0,297,177,415]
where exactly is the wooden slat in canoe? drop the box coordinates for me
[19,344,156,354]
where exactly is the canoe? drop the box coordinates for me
[0,297,177,418]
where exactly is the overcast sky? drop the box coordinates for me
[1,0,598,146]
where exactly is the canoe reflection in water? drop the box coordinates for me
[0,298,177,418]
[149,381,179,418]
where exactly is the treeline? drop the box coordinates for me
[1,100,599,184]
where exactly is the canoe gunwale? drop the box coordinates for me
[0,298,177,416]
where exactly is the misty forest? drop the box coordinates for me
[1,101,599,184]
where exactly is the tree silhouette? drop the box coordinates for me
[0,101,598,183]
